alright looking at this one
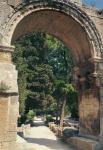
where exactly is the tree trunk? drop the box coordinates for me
[56,99,59,124]
[60,96,66,131]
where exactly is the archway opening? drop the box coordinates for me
[13,32,79,129]
[10,7,101,140]
[0,1,103,149]
[11,9,93,66]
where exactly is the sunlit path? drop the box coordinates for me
[25,126,75,150]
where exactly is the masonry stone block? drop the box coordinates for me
[0,94,18,145]
[0,63,18,93]
[79,89,100,139]
[0,51,12,63]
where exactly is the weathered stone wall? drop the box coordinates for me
[0,94,18,150]
[79,89,100,139]
[0,0,22,43]
[8,0,22,6]
[0,1,12,33]
[0,45,18,150]
[81,6,103,44]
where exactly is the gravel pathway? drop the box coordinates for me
[24,126,75,150]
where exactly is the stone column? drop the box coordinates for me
[93,63,103,150]
[73,61,100,140]
[78,87,100,140]
[99,76,103,140]
[97,60,103,142]
[0,45,18,150]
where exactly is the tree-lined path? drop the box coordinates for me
[24,126,75,150]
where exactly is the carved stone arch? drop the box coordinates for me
[7,0,21,6]
[1,0,103,59]
[0,1,103,150]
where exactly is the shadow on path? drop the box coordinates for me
[25,137,72,150]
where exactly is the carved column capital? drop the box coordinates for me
[0,45,15,52]
[88,57,103,88]
[89,57,102,77]
[73,66,96,91]
[94,59,103,141]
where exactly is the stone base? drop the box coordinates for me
[94,143,103,150]
[66,136,98,150]
[15,142,33,150]
[0,141,17,150]
[16,135,35,150]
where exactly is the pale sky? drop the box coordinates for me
[83,0,103,9]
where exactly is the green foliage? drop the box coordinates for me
[13,44,28,114]
[45,115,54,124]
[14,33,55,115]
[27,110,35,121]
[68,92,78,118]
[56,82,76,128]
[18,114,27,126]
[47,35,74,80]
[13,32,78,122]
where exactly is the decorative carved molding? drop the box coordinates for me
[0,45,14,53]
[73,66,96,91]
[0,45,15,63]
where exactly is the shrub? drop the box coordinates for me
[45,115,54,124]
[27,110,35,121]
[18,114,27,126]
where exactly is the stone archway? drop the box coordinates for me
[0,0,103,150]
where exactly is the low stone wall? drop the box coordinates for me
[49,122,100,150]
[49,122,63,137]
[65,136,98,150]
